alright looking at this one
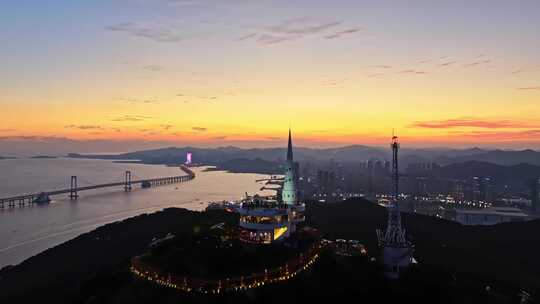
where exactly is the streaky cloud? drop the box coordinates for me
[440,61,457,66]
[117,98,160,104]
[369,65,392,69]
[324,27,362,39]
[106,22,183,43]
[236,33,257,41]
[257,34,294,45]
[239,17,357,46]
[517,86,540,90]
[110,115,153,122]
[64,125,104,130]
[450,129,540,140]
[398,69,427,74]
[412,118,540,129]
[142,65,164,72]
[268,18,340,35]
[463,59,492,67]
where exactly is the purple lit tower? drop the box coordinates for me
[185,152,192,165]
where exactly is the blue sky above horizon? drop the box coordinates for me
[1,0,539,154]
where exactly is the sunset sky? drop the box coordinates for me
[1,0,539,153]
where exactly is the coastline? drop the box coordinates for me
[0,161,270,269]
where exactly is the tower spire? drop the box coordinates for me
[282,128,297,205]
[391,133,399,206]
[287,128,293,162]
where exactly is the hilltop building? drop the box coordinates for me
[238,130,305,244]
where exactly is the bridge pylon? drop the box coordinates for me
[124,171,132,192]
[70,176,79,199]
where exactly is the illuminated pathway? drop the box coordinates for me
[130,241,323,294]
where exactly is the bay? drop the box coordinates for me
[0,158,270,267]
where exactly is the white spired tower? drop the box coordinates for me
[376,135,414,279]
[281,129,297,205]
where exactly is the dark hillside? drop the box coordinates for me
[0,208,238,303]
[307,199,540,295]
[2,199,539,303]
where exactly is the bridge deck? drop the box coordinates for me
[0,166,195,204]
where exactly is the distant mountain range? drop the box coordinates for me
[68,145,540,167]
[30,155,58,159]
[432,161,540,180]
[433,149,540,166]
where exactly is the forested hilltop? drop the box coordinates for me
[1,199,539,303]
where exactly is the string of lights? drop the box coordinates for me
[130,242,323,294]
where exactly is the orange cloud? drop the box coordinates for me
[517,86,540,90]
[398,69,427,74]
[448,129,540,140]
[411,118,540,129]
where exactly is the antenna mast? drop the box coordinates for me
[376,132,413,278]
[391,133,399,206]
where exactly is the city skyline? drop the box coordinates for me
[1,0,540,153]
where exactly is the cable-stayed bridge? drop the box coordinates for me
[0,165,195,208]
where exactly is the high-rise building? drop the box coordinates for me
[479,177,494,202]
[467,177,494,202]
[453,180,465,202]
[414,177,428,197]
[407,162,439,174]
[316,169,337,201]
[367,160,374,196]
[531,178,540,214]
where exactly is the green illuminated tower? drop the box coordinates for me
[282,129,297,205]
